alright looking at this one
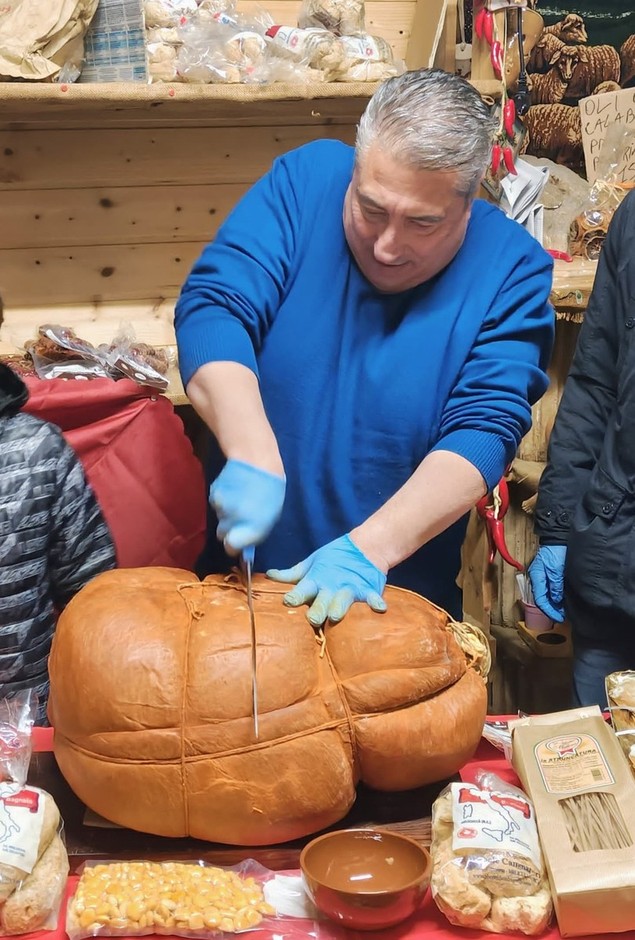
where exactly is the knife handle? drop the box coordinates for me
[242,545,255,565]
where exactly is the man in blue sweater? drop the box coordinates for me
[175,68,554,625]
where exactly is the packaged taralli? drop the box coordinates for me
[0,692,69,935]
[430,771,553,935]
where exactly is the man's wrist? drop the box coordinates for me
[225,445,285,478]
[348,526,392,574]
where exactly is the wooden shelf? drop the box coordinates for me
[0,78,504,130]
[0,80,380,130]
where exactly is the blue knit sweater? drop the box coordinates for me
[176,140,553,614]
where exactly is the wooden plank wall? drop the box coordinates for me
[0,0,458,350]
[0,117,360,348]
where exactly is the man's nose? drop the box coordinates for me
[373,224,404,264]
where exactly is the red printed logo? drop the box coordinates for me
[3,789,40,813]
[457,827,477,839]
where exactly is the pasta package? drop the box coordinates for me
[511,707,635,937]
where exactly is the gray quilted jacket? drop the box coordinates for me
[0,364,116,721]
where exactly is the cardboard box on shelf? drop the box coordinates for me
[79,0,148,83]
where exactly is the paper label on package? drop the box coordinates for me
[534,732,614,794]
[265,26,318,54]
[0,787,44,874]
[340,35,382,60]
[450,782,542,869]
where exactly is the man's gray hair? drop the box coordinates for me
[356,68,497,198]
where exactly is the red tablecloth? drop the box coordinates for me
[22,730,617,940]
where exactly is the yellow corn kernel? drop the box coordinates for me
[78,909,98,929]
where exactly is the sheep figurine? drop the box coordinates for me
[528,33,564,75]
[530,47,580,105]
[522,103,583,172]
[543,13,587,46]
[565,45,621,101]
[620,35,635,88]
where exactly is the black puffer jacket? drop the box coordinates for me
[0,364,116,719]
[534,190,635,640]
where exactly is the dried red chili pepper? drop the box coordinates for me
[474,7,486,40]
[503,98,516,139]
[490,40,503,78]
[476,480,524,571]
[502,145,517,175]
[483,11,494,46]
[546,249,573,263]
[491,143,502,175]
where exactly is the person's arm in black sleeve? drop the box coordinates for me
[534,192,634,545]
[48,433,116,609]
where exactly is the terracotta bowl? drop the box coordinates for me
[300,828,432,931]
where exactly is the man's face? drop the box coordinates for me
[343,144,475,293]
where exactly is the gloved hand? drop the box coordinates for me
[528,545,567,622]
[209,459,286,555]
[267,533,387,626]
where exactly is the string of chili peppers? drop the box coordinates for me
[474,1,517,178]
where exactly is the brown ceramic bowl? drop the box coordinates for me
[300,828,432,931]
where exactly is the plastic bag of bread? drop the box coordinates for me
[298,0,365,36]
[264,25,346,77]
[430,770,552,935]
[0,693,69,935]
[66,859,277,938]
[144,0,199,29]
[48,571,489,845]
[606,670,635,772]
[332,34,404,82]
[0,690,37,794]
[175,18,267,83]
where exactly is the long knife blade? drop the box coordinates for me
[242,546,259,739]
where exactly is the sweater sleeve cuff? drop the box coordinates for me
[177,317,258,388]
[431,429,510,491]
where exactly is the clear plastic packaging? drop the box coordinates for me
[606,670,635,773]
[24,325,110,381]
[568,123,635,261]
[66,859,327,939]
[0,692,69,936]
[430,770,553,936]
[176,18,269,83]
[144,0,199,29]
[0,690,36,796]
[297,0,366,36]
[99,326,171,390]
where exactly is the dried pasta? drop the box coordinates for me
[559,792,632,852]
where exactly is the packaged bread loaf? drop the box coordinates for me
[430,771,552,935]
[0,788,69,934]
[606,670,635,771]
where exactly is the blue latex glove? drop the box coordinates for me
[267,533,387,626]
[528,545,567,622]
[209,459,285,555]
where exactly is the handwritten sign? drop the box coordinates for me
[579,88,635,184]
